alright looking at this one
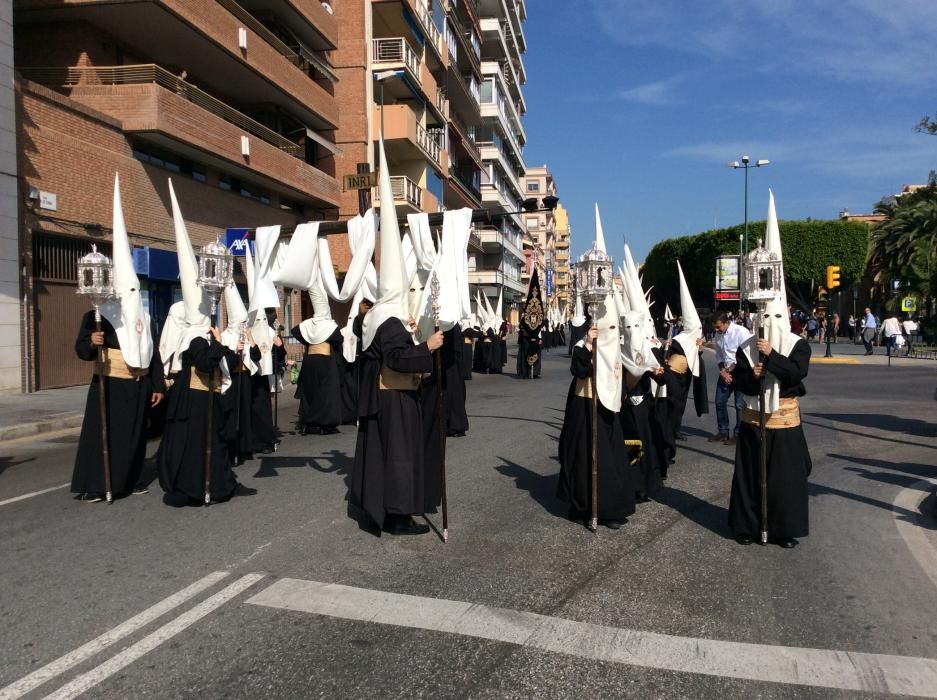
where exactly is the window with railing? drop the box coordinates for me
[444,21,459,63]
[469,28,481,60]
[372,38,420,78]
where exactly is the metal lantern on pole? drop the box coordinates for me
[77,244,115,316]
[76,244,116,504]
[741,238,784,546]
[577,242,612,533]
[197,238,235,319]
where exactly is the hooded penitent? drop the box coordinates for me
[521,268,545,338]
[158,179,213,376]
[99,174,154,369]
[741,190,800,414]
[672,260,702,377]
[624,243,659,348]
[621,309,660,377]
[362,134,410,351]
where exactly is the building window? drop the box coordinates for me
[526,218,539,229]
[527,181,540,192]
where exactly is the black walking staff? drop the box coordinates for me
[588,305,599,533]
[77,245,116,504]
[757,314,769,545]
[430,271,449,542]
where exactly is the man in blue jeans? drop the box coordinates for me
[708,313,751,446]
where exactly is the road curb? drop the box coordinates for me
[0,413,84,444]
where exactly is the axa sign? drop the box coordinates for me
[223,228,254,256]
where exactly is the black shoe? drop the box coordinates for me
[603,519,627,530]
[232,484,258,497]
[382,516,430,535]
[321,426,340,435]
[736,535,754,545]
[675,433,688,442]
[776,538,799,549]
[566,506,584,523]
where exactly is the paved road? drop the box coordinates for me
[1,346,936,699]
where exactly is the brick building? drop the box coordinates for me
[13,0,342,389]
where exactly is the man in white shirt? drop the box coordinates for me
[709,313,752,445]
[881,313,903,355]
[902,316,918,355]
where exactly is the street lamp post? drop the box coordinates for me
[374,69,404,159]
[727,155,770,255]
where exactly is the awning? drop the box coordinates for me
[306,128,343,156]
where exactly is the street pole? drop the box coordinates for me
[743,163,749,256]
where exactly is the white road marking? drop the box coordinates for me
[0,483,69,507]
[249,578,937,697]
[41,573,265,700]
[0,571,230,700]
[893,476,937,591]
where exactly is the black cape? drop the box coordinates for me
[461,327,481,380]
[728,339,812,539]
[621,371,664,500]
[557,345,636,521]
[350,318,435,529]
[157,337,240,506]
[71,312,165,498]
[291,326,343,430]
[663,339,692,446]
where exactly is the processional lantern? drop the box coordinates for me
[742,238,783,308]
[197,238,235,316]
[578,242,612,312]
[76,244,114,318]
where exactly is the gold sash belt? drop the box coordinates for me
[306,342,331,356]
[742,397,801,429]
[379,368,422,391]
[483,338,492,343]
[190,369,222,392]
[95,348,149,380]
[666,353,689,375]
[574,378,593,399]
[464,337,473,345]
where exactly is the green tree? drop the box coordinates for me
[915,113,937,136]
[642,219,870,316]
[868,184,937,311]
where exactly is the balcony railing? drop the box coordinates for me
[414,1,444,58]
[415,122,441,166]
[19,64,304,157]
[372,175,422,209]
[372,37,421,79]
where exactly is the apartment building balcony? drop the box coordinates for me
[372,37,421,84]
[481,61,526,138]
[476,225,524,262]
[479,18,523,100]
[555,250,569,263]
[21,65,340,207]
[555,235,569,249]
[373,104,447,174]
[15,0,339,129]
[371,174,434,214]
[373,0,446,67]
[467,269,526,296]
[478,144,524,201]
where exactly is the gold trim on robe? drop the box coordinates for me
[666,353,689,375]
[379,368,422,391]
[190,369,222,392]
[574,378,593,399]
[95,348,149,381]
[306,342,331,356]
[742,397,801,429]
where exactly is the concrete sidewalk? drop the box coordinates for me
[0,386,87,443]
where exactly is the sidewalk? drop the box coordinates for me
[0,386,87,443]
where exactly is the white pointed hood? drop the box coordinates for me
[672,260,702,377]
[594,203,608,254]
[221,282,257,375]
[362,133,410,350]
[495,290,503,328]
[159,179,213,375]
[586,294,622,413]
[99,174,153,368]
[621,309,660,378]
[571,290,586,327]
[741,190,800,413]
[299,269,338,345]
[624,242,658,349]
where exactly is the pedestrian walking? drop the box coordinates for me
[708,313,751,445]
[881,313,902,356]
[901,316,918,355]
[861,307,877,355]
[847,314,856,342]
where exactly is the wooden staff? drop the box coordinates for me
[431,272,449,542]
[589,310,598,532]
[94,307,113,504]
[204,303,218,506]
[757,314,768,545]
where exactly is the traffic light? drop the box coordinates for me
[826,265,841,290]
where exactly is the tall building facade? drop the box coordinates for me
[332,0,526,322]
[522,165,569,313]
[0,0,19,392]
[13,0,342,390]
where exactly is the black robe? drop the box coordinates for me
[569,323,587,357]
[729,339,812,539]
[350,318,435,529]
[474,330,498,373]
[248,343,283,452]
[498,322,508,368]
[620,371,664,500]
[663,339,692,446]
[433,325,468,436]
[557,345,636,522]
[291,326,343,430]
[158,337,240,506]
[650,346,674,469]
[516,329,541,379]
[461,327,481,380]
[222,363,253,462]
[71,312,165,498]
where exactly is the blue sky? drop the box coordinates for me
[521,0,937,262]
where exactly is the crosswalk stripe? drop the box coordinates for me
[248,578,937,697]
